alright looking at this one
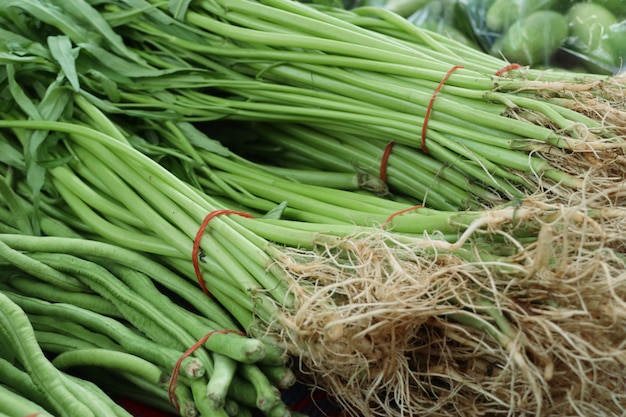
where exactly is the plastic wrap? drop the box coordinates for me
[352,0,626,74]
[453,0,626,74]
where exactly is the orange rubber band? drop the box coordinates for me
[495,63,522,76]
[382,205,424,229]
[193,210,254,295]
[168,329,245,413]
[422,65,464,153]
[379,141,395,182]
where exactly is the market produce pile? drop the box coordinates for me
[1,0,625,417]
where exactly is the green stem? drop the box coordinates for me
[0,291,95,417]
[0,384,55,417]
[52,349,164,385]
[0,357,55,414]
[0,239,86,291]
[7,274,122,318]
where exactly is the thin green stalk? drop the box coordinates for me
[214,172,390,226]
[189,377,230,417]
[449,135,584,189]
[86,369,176,414]
[128,20,489,88]
[28,252,205,355]
[236,362,281,412]
[196,175,347,224]
[207,353,238,409]
[0,174,33,235]
[1,289,204,380]
[197,0,420,54]
[52,349,164,386]
[51,179,182,257]
[0,384,55,417]
[199,151,406,213]
[74,140,291,309]
[8,275,121,318]
[29,315,120,351]
[74,94,130,144]
[0,357,55,413]
[50,165,147,229]
[0,239,86,291]
[109,263,266,364]
[0,291,95,417]
[253,124,468,209]
[64,375,133,417]
[34,330,101,353]
[0,233,237,330]
[68,144,195,257]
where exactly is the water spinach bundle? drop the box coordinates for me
[3,0,626,209]
[2,87,625,417]
[1,0,626,417]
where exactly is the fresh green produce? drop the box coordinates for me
[592,0,626,16]
[3,0,623,210]
[489,10,569,65]
[358,0,432,16]
[0,1,626,417]
[2,92,625,417]
[485,0,559,31]
[429,0,626,73]
[566,2,621,72]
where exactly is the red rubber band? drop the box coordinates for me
[495,63,522,76]
[382,205,424,229]
[168,329,245,413]
[379,141,395,182]
[422,65,464,153]
[193,210,254,295]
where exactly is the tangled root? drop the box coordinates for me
[270,203,626,417]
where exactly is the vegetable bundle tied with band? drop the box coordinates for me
[4,0,626,209]
[1,0,626,416]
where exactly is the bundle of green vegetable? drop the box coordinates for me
[1,0,626,416]
[1,77,626,417]
[4,0,625,211]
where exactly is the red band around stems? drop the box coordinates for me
[382,205,424,229]
[168,329,245,413]
[495,63,522,76]
[192,210,254,296]
[379,141,396,182]
[422,65,464,153]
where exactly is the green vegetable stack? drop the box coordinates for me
[1,1,626,417]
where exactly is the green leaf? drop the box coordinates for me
[0,52,42,64]
[47,35,80,91]
[77,42,175,78]
[54,0,147,65]
[83,70,122,102]
[0,27,50,59]
[5,66,73,235]
[0,138,25,170]
[3,0,90,45]
[169,0,193,20]
[6,64,42,120]
[263,201,288,220]
[101,2,162,27]
[176,122,231,156]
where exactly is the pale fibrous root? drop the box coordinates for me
[497,74,626,208]
[269,201,626,417]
